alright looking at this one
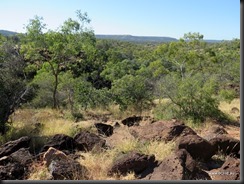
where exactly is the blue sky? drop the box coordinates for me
[0,0,240,40]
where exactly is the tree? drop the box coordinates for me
[20,11,94,109]
[0,40,29,134]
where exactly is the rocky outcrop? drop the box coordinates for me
[108,152,156,176]
[142,149,211,180]
[74,131,106,152]
[0,136,31,157]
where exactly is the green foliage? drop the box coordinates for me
[156,73,223,122]
[74,78,112,110]
[1,20,240,134]
[111,74,152,112]
[101,59,139,82]
[30,67,54,108]
[218,89,236,103]
[0,42,28,134]
[153,101,178,120]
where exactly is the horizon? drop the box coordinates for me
[1,29,234,41]
[0,0,240,40]
[0,29,235,41]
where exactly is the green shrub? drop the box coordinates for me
[156,73,223,123]
[111,74,153,113]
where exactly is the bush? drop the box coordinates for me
[74,78,112,110]
[111,74,153,113]
[155,73,223,122]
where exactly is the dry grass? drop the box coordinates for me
[141,140,176,161]
[40,118,74,137]
[8,108,76,137]
[219,98,240,120]
[8,99,240,180]
[27,162,52,180]
[78,150,118,180]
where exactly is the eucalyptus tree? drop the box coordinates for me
[20,11,94,109]
[0,37,29,134]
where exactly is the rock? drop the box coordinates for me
[95,123,114,137]
[42,134,75,152]
[129,120,196,142]
[43,147,69,167]
[142,149,211,180]
[121,116,143,127]
[208,156,240,180]
[0,153,27,180]
[74,131,106,152]
[208,125,228,135]
[108,152,156,176]
[42,147,89,180]
[0,162,25,180]
[177,134,215,161]
[10,148,33,165]
[209,135,240,157]
[0,136,31,158]
[49,159,89,180]
[202,125,228,141]
[161,122,197,142]
[230,107,239,114]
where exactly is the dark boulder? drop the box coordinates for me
[0,153,28,180]
[177,134,215,161]
[42,134,75,153]
[142,149,211,180]
[0,136,31,158]
[121,116,143,127]
[49,159,89,180]
[74,131,106,152]
[9,148,33,165]
[95,123,114,137]
[209,135,240,157]
[208,156,240,180]
[108,152,156,176]
[129,120,196,142]
[0,162,25,180]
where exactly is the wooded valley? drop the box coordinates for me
[0,11,240,180]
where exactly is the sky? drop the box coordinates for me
[0,0,240,40]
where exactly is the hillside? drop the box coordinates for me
[0,29,226,43]
[95,34,178,43]
[0,29,18,36]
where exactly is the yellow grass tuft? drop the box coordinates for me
[40,118,74,137]
[78,150,118,180]
[27,163,52,180]
[219,98,240,119]
[141,140,176,161]
[114,137,141,154]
